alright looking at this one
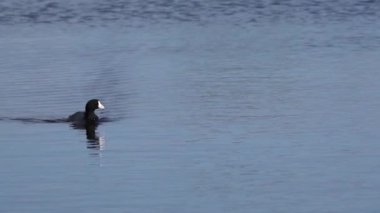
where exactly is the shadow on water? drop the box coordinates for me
[0,117,67,123]
[70,122,106,150]
[0,116,111,150]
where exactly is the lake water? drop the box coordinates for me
[1,1,380,212]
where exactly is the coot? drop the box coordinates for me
[67,99,105,124]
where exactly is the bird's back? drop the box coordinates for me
[67,111,85,122]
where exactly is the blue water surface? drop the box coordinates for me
[1,1,380,212]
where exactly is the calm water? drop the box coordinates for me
[1,1,380,212]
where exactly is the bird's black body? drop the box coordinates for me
[67,99,105,126]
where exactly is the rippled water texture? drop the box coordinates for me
[1,0,380,212]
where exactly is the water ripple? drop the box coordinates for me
[0,0,378,26]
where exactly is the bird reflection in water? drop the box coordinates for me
[71,123,105,150]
